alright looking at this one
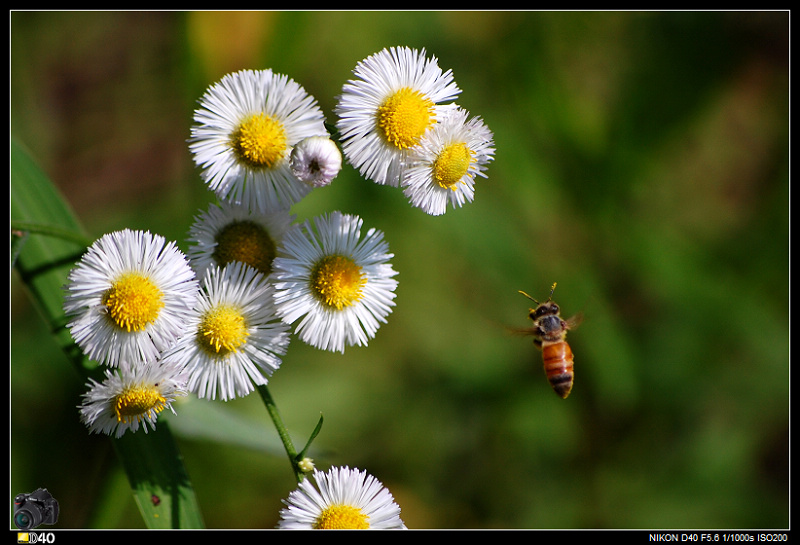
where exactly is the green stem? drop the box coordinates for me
[256,383,303,483]
[11,219,93,248]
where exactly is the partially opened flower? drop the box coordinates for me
[186,200,293,279]
[272,212,398,354]
[63,229,199,367]
[402,107,495,215]
[162,262,290,401]
[290,135,342,188]
[278,466,406,529]
[79,359,188,438]
[190,69,328,212]
[335,46,461,187]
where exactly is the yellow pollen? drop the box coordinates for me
[102,272,164,332]
[313,504,370,529]
[310,255,366,311]
[113,386,167,423]
[230,112,287,169]
[377,87,435,150]
[213,221,276,275]
[197,305,249,357]
[433,142,473,189]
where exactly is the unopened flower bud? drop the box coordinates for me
[290,136,342,188]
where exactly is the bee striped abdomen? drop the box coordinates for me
[542,341,574,399]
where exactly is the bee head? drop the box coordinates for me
[520,283,559,319]
[532,301,559,319]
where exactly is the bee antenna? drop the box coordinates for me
[548,282,557,301]
[518,290,539,304]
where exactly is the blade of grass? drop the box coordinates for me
[112,424,205,529]
[11,137,92,370]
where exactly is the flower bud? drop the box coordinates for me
[290,136,342,188]
[297,457,315,473]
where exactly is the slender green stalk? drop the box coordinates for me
[11,219,93,248]
[256,383,303,483]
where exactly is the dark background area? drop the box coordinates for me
[11,11,788,529]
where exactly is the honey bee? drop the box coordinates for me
[517,283,581,399]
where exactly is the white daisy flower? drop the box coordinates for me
[290,135,343,188]
[63,229,199,368]
[79,359,188,438]
[189,69,328,212]
[271,211,398,354]
[186,200,293,280]
[335,46,461,187]
[161,262,291,401]
[278,466,407,529]
[402,107,495,216]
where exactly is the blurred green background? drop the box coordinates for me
[10,11,788,529]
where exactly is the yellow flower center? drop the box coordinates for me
[213,221,277,275]
[113,385,167,423]
[197,305,249,357]
[230,112,287,169]
[310,255,366,311]
[313,504,370,529]
[433,142,473,189]
[377,87,435,150]
[102,272,165,332]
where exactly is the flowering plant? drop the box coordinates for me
[11,46,493,529]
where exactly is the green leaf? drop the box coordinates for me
[112,423,205,529]
[11,137,205,529]
[297,413,324,461]
[11,137,92,367]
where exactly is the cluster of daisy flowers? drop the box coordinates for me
[62,45,493,528]
[190,46,495,217]
[336,46,495,215]
[63,228,294,438]
[65,210,398,437]
[65,229,199,438]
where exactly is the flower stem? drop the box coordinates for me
[256,383,303,483]
[11,219,93,247]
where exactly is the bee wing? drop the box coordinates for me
[508,326,544,350]
[507,325,539,338]
[564,312,584,331]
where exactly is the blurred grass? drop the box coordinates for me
[10,11,788,529]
